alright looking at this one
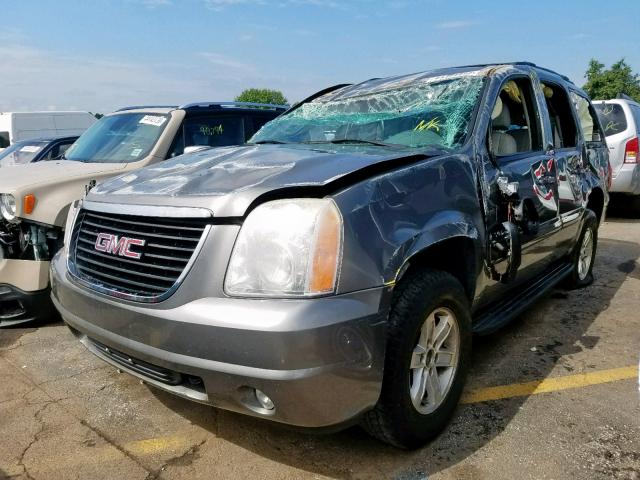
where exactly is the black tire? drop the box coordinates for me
[563,210,598,289]
[362,269,472,449]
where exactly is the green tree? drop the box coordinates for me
[583,59,640,101]
[235,88,288,106]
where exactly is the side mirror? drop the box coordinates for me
[183,145,211,155]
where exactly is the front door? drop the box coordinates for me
[487,76,562,286]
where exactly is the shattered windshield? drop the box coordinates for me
[251,74,485,150]
[65,113,169,163]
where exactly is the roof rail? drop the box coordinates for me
[448,61,574,84]
[116,105,177,112]
[178,101,289,111]
[511,62,573,84]
[616,93,636,101]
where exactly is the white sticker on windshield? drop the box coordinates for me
[130,148,143,157]
[139,115,166,127]
[20,145,42,153]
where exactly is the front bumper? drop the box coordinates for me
[0,283,55,327]
[51,251,390,428]
[611,163,640,194]
[0,259,54,327]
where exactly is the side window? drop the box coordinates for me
[58,142,73,157]
[570,92,603,143]
[183,116,245,149]
[540,83,578,149]
[41,141,74,161]
[631,105,640,133]
[249,115,273,138]
[489,78,543,157]
[0,132,9,148]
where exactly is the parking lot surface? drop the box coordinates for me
[1,214,639,480]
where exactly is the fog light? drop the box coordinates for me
[255,389,275,410]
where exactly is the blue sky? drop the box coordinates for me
[2,0,639,113]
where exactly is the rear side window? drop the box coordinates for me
[183,116,245,149]
[541,83,577,148]
[593,103,628,136]
[0,132,9,148]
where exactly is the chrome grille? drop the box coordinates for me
[69,209,209,301]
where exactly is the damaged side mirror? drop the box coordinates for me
[488,221,521,284]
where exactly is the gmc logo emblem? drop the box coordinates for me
[94,233,146,259]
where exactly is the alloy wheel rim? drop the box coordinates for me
[409,307,460,414]
[577,228,594,281]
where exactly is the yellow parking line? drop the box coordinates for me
[461,365,638,404]
[125,434,192,455]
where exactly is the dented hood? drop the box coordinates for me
[89,144,430,217]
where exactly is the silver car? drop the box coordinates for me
[593,97,640,205]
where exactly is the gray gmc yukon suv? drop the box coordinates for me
[51,63,609,448]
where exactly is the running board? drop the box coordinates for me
[472,262,573,335]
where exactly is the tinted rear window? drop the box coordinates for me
[594,103,628,136]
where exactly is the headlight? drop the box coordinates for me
[225,198,343,297]
[0,194,17,222]
[63,200,81,255]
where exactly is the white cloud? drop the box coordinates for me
[198,52,255,72]
[570,33,591,40]
[0,38,325,112]
[133,0,172,8]
[436,20,478,29]
[204,0,343,9]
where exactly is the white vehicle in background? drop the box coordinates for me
[593,96,640,208]
[0,111,96,149]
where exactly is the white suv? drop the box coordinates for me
[593,97,640,205]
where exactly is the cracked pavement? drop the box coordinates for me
[0,214,639,480]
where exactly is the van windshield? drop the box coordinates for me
[250,75,484,150]
[65,113,169,163]
[0,141,47,167]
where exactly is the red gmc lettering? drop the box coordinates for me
[94,233,145,260]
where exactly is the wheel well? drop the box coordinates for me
[399,237,477,301]
[587,188,605,224]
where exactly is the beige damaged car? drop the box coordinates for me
[0,102,286,326]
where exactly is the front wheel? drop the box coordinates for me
[362,269,471,449]
[564,210,598,289]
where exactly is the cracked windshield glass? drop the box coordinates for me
[252,74,484,149]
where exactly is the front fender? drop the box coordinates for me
[391,211,481,282]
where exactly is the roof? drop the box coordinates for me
[13,135,79,143]
[317,61,576,103]
[115,101,288,114]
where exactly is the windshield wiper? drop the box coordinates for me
[252,140,289,145]
[303,139,395,147]
[328,139,392,147]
